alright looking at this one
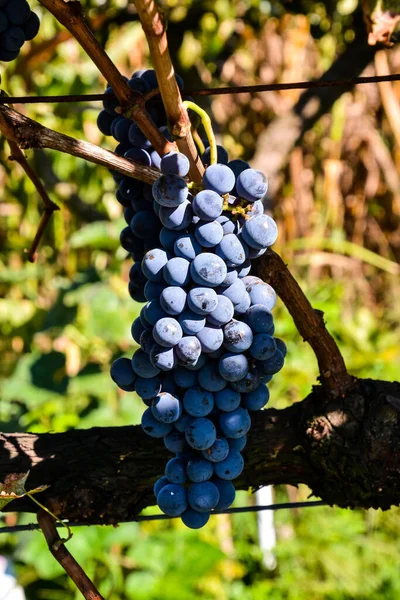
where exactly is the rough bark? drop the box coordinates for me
[1,378,399,524]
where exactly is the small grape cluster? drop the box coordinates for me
[99,69,286,528]
[0,0,40,62]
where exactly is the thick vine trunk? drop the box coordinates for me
[0,378,399,524]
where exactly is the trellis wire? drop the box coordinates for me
[0,73,399,105]
[0,501,327,535]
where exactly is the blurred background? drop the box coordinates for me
[1,0,400,598]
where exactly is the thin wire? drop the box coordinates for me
[0,73,399,105]
[0,500,327,534]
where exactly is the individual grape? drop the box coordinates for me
[230,368,260,393]
[0,48,18,62]
[129,261,147,286]
[23,11,40,40]
[246,200,264,217]
[228,436,247,452]
[159,200,192,230]
[249,333,277,360]
[233,292,251,315]
[175,336,202,366]
[5,0,30,25]
[242,384,270,411]
[218,353,248,382]
[183,387,214,417]
[150,149,162,170]
[119,177,143,201]
[131,196,150,213]
[140,306,151,328]
[124,207,136,226]
[195,220,224,248]
[128,285,146,303]
[164,430,187,454]
[192,190,223,221]
[246,281,276,312]
[245,303,274,333]
[219,407,251,438]
[223,320,253,353]
[221,279,246,305]
[131,317,147,344]
[151,392,182,423]
[153,475,170,497]
[275,337,287,358]
[102,87,119,115]
[153,317,183,347]
[165,457,187,484]
[160,286,187,315]
[110,357,137,391]
[214,387,241,412]
[132,349,160,378]
[144,281,166,301]
[213,478,236,509]
[149,344,176,371]
[96,110,115,136]
[163,257,190,286]
[128,123,151,149]
[135,375,162,400]
[241,215,278,249]
[185,417,216,450]
[202,145,229,165]
[258,349,285,375]
[187,287,218,315]
[143,299,167,326]
[196,325,224,354]
[157,483,187,516]
[187,457,214,482]
[214,450,244,480]
[174,234,202,261]
[159,227,182,251]
[236,168,268,202]
[160,151,190,177]
[190,254,227,287]
[114,117,132,144]
[173,367,198,389]
[153,174,188,207]
[181,508,210,529]
[141,248,168,282]
[178,310,205,335]
[197,362,227,392]
[202,438,229,463]
[207,295,234,326]
[131,210,160,240]
[188,481,220,512]
[141,408,172,438]
[216,234,247,266]
[203,164,235,195]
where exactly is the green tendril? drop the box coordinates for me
[28,493,73,544]
[183,100,217,165]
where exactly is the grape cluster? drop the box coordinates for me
[0,0,40,62]
[100,69,286,529]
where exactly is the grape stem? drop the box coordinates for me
[37,0,174,157]
[37,510,105,600]
[0,103,160,185]
[183,100,217,165]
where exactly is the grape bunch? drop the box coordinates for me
[99,69,286,528]
[0,0,40,62]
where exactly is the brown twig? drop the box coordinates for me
[2,73,400,105]
[0,103,160,184]
[257,249,354,396]
[133,0,204,182]
[37,0,173,156]
[6,138,59,262]
[37,510,105,600]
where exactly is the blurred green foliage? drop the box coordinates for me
[1,0,400,598]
